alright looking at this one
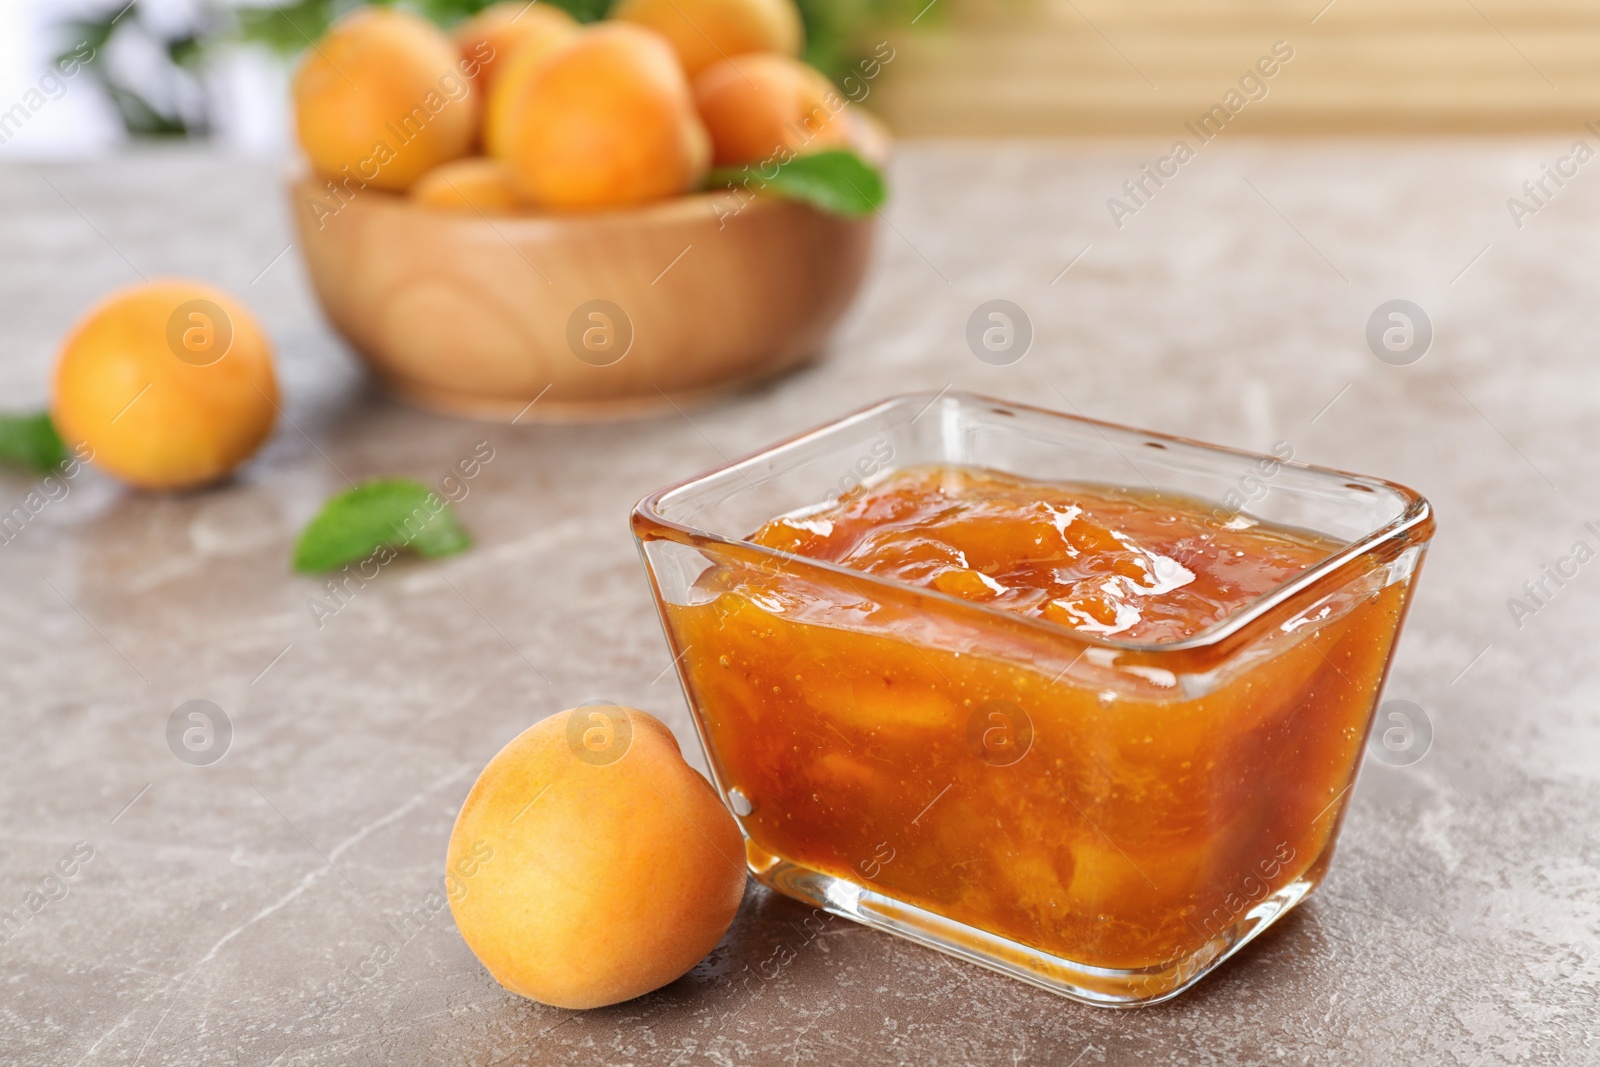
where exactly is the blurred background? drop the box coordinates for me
[6,0,1598,160]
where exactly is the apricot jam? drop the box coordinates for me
[664,464,1409,976]
[748,466,1341,643]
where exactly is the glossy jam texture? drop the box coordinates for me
[752,466,1337,642]
[667,465,1406,974]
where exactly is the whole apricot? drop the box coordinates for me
[612,0,802,77]
[446,706,746,1009]
[293,8,479,192]
[692,53,849,166]
[411,157,525,213]
[51,281,278,490]
[480,9,582,160]
[501,24,710,210]
[456,2,577,102]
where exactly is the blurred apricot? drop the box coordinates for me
[481,10,582,159]
[502,24,710,211]
[293,8,479,192]
[52,281,278,490]
[612,0,802,77]
[411,158,526,213]
[692,53,848,166]
[456,2,577,101]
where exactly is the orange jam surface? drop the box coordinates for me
[668,465,1407,974]
[752,466,1337,643]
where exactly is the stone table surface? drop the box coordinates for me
[1,141,1597,1066]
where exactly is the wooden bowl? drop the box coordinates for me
[289,178,878,421]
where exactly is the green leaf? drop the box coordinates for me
[235,0,342,55]
[544,0,611,22]
[233,0,605,52]
[293,478,469,574]
[708,149,887,218]
[0,412,69,474]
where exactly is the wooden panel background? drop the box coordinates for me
[870,0,1600,134]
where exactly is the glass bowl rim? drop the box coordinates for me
[631,390,1434,654]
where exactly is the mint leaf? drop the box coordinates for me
[294,478,469,574]
[0,412,69,473]
[708,149,887,218]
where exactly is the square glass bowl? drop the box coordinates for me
[631,391,1433,1006]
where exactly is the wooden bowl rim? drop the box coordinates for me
[291,173,824,239]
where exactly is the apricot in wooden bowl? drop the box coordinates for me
[292,8,479,193]
[288,5,881,422]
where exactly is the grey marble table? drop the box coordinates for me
[1,141,1596,1066]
